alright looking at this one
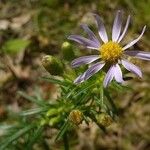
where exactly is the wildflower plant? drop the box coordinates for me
[68,10,150,87]
[0,10,150,150]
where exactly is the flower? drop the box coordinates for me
[68,10,150,87]
[69,109,83,125]
[96,113,113,127]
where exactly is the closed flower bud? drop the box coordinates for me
[46,108,57,117]
[92,88,99,94]
[61,41,75,61]
[49,116,60,126]
[97,113,113,127]
[40,118,48,126]
[69,110,83,125]
[42,55,63,75]
[46,107,63,117]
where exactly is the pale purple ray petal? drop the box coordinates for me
[81,24,100,47]
[93,14,108,43]
[118,15,131,43]
[68,35,99,50]
[124,50,150,61]
[121,60,142,78]
[71,55,99,68]
[123,26,146,50]
[74,72,86,84]
[103,65,115,88]
[112,10,123,42]
[84,62,105,80]
[113,64,124,83]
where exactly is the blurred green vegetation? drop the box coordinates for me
[0,0,150,150]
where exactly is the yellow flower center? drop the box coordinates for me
[100,41,123,63]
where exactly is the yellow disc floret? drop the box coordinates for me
[100,41,123,63]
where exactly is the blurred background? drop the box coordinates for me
[0,0,150,149]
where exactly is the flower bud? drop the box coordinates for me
[69,110,83,125]
[92,88,99,94]
[49,116,60,126]
[96,113,113,127]
[61,41,75,61]
[40,118,47,126]
[46,107,63,117]
[46,108,57,117]
[42,55,63,75]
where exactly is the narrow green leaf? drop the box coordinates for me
[94,96,101,106]
[0,124,17,130]
[75,92,90,105]
[0,124,35,150]
[65,86,78,99]
[55,120,70,141]
[26,127,43,149]
[111,81,130,92]
[0,124,18,136]
[104,90,118,114]
[18,91,47,106]
[20,107,48,116]
[73,83,96,98]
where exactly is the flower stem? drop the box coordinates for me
[63,133,69,150]
[100,86,104,109]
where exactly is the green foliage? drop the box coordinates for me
[0,124,35,150]
[0,0,149,149]
[0,74,125,149]
[55,120,70,141]
[2,39,30,55]
[18,91,48,106]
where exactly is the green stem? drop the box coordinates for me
[100,86,104,109]
[63,133,69,150]
[104,89,118,115]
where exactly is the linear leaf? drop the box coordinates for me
[18,91,47,106]
[55,120,70,141]
[73,83,95,98]
[104,90,118,114]
[0,124,35,150]
[26,127,43,149]
[20,107,48,116]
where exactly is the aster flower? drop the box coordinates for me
[68,10,150,87]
